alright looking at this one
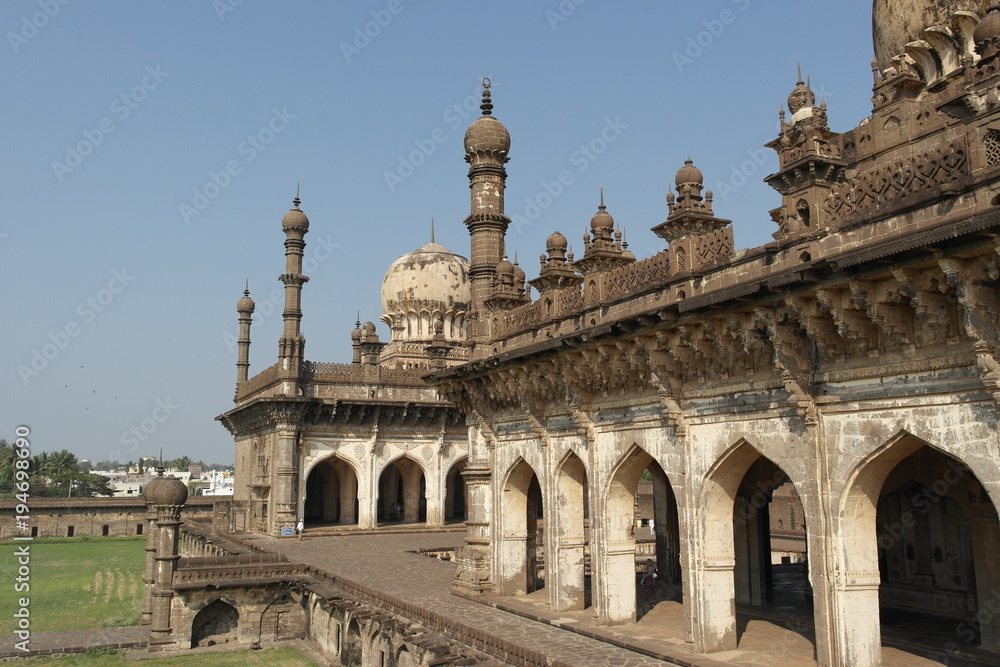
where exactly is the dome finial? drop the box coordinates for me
[356,310,361,328]
[797,62,804,86]
[244,278,249,297]
[293,182,301,210]
[431,218,435,243]
[599,185,605,210]
[480,77,493,116]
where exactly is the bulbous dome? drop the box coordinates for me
[380,242,471,342]
[675,158,704,186]
[282,198,309,233]
[143,471,188,506]
[873,0,984,72]
[975,3,1000,49]
[591,201,614,231]
[237,289,255,313]
[546,231,568,252]
[497,257,514,276]
[464,115,511,156]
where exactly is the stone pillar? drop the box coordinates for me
[144,469,187,652]
[272,421,300,535]
[140,508,157,626]
[970,509,1000,649]
[452,454,494,597]
[828,568,882,667]
[548,465,586,612]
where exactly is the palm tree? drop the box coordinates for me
[44,450,78,477]
[171,456,193,472]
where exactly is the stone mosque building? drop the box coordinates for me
[207,1,1000,665]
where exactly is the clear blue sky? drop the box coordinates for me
[2,0,875,464]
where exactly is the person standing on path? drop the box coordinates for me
[296,519,304,540]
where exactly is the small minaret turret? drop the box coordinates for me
[278,187,310,381]
[463,78,511,346]
[236,282,255,387]
[351,313,363,365]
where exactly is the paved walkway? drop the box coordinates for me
[253,531,996,667]
[0,625,147,659]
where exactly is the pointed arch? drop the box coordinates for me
[496,457,544,596]
[191,599,239,648]
[597,443,679,624]
[304,453,360,525]
[377,454,428,523]
[836,431,1000,659]
[445,456,469,522]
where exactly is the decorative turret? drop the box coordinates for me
[484,254,530,312]
[236,283,255,387]
[350,314,363,365]
[358,322,386,367]
[142,464,187,651]
[765,71,845,244]
[464,78,512,346]
[652,159,733,274]
[278,188,310,385]
[574,189,635,297]
[976,3,1000,60]
[529,231,583,295]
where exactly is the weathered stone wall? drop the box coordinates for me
[0,496,218,539]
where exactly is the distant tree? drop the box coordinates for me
[44,450,79,478]
[170,456,193,472]
[0,439,14,496]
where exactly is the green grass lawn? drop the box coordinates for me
[0,538,147,634]
[17,646,315,666]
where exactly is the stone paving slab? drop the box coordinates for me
[252,532,993,667]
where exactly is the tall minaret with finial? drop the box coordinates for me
[463,78,511,348]
[278,186,310,383]
[236,282,255,388]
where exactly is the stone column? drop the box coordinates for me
[272,420,300,535]
[140,508,157,626]
[452,420,494,597]
[148,496,185,651]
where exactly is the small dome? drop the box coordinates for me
[363,321,376,335]
[547,231,568,252]
[350,322,363,341]
[237,289,255,313]
[591,194,615,231]
[464,116,511,156]
[787,80,816,115]
[143,471,188,506]
[281,193,309,233]
[464,79,510,156]
[497,257,514,276]
[513,261,526,283]
[675,159,704,186]
[975,4,1000,50]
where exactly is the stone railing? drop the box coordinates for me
[603,249,670,301]
[236,362,281,400]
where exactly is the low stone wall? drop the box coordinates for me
[0,497,219,539]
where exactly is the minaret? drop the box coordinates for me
[278,188,310,379]
[463,78,511,344]
[236,283,255,387]
[142,465,188,652]
[351,313,363,365]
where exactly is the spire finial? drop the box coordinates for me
[480,77,493,116]
[292,183,301,210]
[356,310,361,328]
[431,218,435,243]
[513,251,519,265]
[599,185,605,210]
[244,279,250,297]
[797,62,804,85]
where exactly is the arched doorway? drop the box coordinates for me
[601,445,680,625]
[304,455,359,526]
[191,599,239,648]
[342,618,363,666]
[697,441,814,654]
[445,458,468,523]
[377,456,426,524]
[497,458,544,596]
[839,434,1000,665]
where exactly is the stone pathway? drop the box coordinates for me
[0,625,147,659]
[254,532,997,667]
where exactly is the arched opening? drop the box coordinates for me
[377,456,426,524]
[840,434,1000,664]
[496,458,544,596]
[191,599,239,648]
[601,445,681,625]
[342,618,363,667]
[396,644,416,667]
[796,198,811,227]
[551,451,589,611]
[304,455,359,526]
[697,441,814,653]
[444,458,468,523]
